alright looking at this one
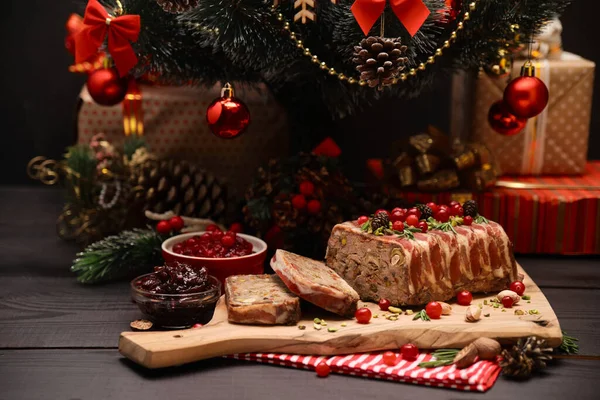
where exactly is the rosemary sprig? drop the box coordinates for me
[360,220,372,233]
[474,215,490,224]
[418,349,460,368]
[427,217,457,234]
[412,309,431,322]
[558,331,579,354]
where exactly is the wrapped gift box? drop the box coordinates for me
[396,161,600,255]
[470,52,595,175]
[77,83,290,195]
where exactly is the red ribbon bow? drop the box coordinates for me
[351,0,430,37]
[74,0,141,76]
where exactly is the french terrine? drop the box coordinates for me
[225,274,301,325]
[325,221,518,305]
[271,249,360,317]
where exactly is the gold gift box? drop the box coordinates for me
[470,52,595,175]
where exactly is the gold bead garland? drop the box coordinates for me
[273,1,478,86]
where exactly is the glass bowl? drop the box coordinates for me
[131,274,221,329]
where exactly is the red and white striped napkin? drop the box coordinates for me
[226,352,501,392]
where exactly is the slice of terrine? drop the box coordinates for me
[325,221,518,306]
[225,274,301,325]
[271,249,359,317]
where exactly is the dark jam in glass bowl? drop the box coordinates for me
[131,262,221,329]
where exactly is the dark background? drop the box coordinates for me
[1,1,597,185]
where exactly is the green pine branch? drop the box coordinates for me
[71,228,165,284]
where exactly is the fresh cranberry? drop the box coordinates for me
[435,209,450,223]
[383,351,397,366]
[449,200,459,208]
[392,220,404,232]
[391,207,403,214]
[206,224,219,232]
[186,238,198,247]
[407,207,421,219]
[417,221,428,233]
[375,209,390,217]
[229,222,243,233]
[510,281,526,296]
[291,194,307,210]
[221,235,235,248]
[390,209,406,223]
[406,215,419,227]
[450,204,464,217]
[357,215,369,225]
[502,296,514,308]
[212,230,224,241]
[456,290,473,306]
[200,232,212,242]
[307,199,322,215]
[156,220,172,235]
[463,216,473,226]
[426,202,439,215]
[299,181,315,196]
[400,344,419,361]
[378,298,391,311]
[315,361,330,378]
[225,230,237,238]
[438,204,449,212]
[169,216,185,231]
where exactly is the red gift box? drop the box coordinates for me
[396,162,600,254]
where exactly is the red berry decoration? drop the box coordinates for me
[221,235,235,248]
[291,194,307,210]
[206,224,219,232]
[426,202,439,215]
[229,222,243,233]
[392,220,404,232]
[315,361,331,378]
[503,66,549,119]
[357,215,369,225]
[449,201,459,207]
[355,307,372,324]
[299,181,315,196]
[382,351,398,366]
[390,209,406,223]
[407,207,421,219]
[378,298,391,311]
[406,215,419,227]
[206,83,250,139]
[212,230,224,241]
[192,323,203,329]
[434,209,450,223]
[425,301,442,319]
[156,220,172,234]
[400,343,419,361]
[510,281,526,296]
[502,296,514,308]
[307,199,322,215]
[463,216,473,226]
[488,100,527,136]
[450,204,464,217]
[456,290,473,306]
[169,216,185,231]
[417,221,428,233]
[86,67,128,106]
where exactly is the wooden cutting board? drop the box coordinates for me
[119,265,562,369]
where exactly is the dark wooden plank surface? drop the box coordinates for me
[0,350,599,400]
[1,186,599,399]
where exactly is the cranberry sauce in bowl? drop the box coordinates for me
[131,262,221,329]
[172,229,253,258]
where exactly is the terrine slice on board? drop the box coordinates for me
[325,221,518,306]
[271,249,360,317]
[225,274,301,325]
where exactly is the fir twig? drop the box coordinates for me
[71,228,165,284]
[475,215,490,224]
[419,349,460,368]
[413,309,431,322]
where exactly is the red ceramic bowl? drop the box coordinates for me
[161,232,267,285]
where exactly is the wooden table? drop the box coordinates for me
[1,187,599,399]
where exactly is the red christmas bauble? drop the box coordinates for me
[86,68,128,106]
[503,76,549,119]
[206,94,250,139]
[488,100,527,136]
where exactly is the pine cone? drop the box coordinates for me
[353,36,408,88]
[371,211,390,231]
[129,159,227,221]
[500,337,553,379]
[155,0,199,13]
[416,204,433,220]
[463,200,479,217]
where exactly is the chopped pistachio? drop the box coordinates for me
[313,323,322,330]
[493,303,500,309]
[327,327,338,333]
[514,310,525,315]
[522,295,531,300]
[527,300,531,304]
[529,309,540,315]
[484,300,488,305]
[320,320,328,326]
[501,309,506,312]
[341,323,347,327]
[388,306,402,314]
[478,303,483,309]
[313,318,321,324]
[373,314,379,318]
[298,325,306,330]
[405,310,414,315]
[484,313,490,317]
